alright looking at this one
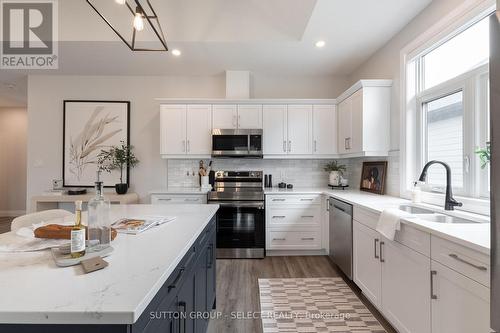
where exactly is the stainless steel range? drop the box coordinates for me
[208,171,265,259]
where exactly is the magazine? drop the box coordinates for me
[112,216,176,234]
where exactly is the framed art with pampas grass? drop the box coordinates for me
[63,100,130,188]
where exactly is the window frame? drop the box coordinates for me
[399,0,494,216]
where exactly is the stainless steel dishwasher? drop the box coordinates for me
[329,197,353,279]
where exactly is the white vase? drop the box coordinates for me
[329,171,340,186]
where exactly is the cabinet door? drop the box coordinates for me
[177,269,196,333]
[337,99,351,154]
[353,221,382,308]
[186,104,212,155]
[160,104,187,155]
[195,248,209,333]
[143,296,178,333]
[431,261,490,333]
[350,89,363,153]
[263,105,287,155]
[313,105,337,155]
[237,105,262,129]
[212,105,237,129]
[206,230,216,310]
[381,239,431,333]
[287,105,312,155]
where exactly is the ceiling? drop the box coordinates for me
[0,0,433,106]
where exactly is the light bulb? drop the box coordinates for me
[171,49,181,56]
[133,12,144,31]
[315,40,326,48]
[115,0,126,4]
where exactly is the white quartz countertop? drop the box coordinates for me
[264,187,490,255]
[149,187,211,195]
[0,204,219,325]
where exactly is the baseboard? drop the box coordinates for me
[266,249,328,256]
[0,210,25,217]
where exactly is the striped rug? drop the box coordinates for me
[259,278,386,333]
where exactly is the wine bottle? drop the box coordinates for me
[70,200,86,258]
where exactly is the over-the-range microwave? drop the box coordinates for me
[211,129,263,158]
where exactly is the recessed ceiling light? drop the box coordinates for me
[171,49,181,56]
[315,40,326,48]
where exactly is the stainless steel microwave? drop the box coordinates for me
[212,129,263,158]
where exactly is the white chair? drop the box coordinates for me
[10,209,75,232]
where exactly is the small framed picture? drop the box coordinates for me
[360,161,388,195]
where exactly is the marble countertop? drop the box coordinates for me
[264,187,490,255]
[149,187,211,195]
[0,204,219,325]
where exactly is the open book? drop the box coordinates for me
[112,216,176,234]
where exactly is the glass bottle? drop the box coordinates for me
[70,200,86,258]
[88,181,111,251]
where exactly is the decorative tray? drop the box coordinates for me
[328,184,349,190]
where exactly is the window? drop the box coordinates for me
[405,11,492,209]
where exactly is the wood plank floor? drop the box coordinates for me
[0,217,12,234]
[208,256,396,333]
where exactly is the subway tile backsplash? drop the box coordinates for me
[166,150,400,197]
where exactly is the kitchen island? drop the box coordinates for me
[0,204,218,333]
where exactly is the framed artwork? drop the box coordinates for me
[360,161,388,195]
[63,100,130,188]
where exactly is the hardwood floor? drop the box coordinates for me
[0,217,13,234]
[208,256,396,333]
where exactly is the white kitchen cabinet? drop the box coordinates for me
[263,105,288,155]
[381,238,431,333]
[337,81,391,156]
[212,104,262,129]
[287,105,312,155]
[212,104,237,129]
[313,105,337,155]
[430,260,490,333]
[237,105,263,129]
[160,104,212,158]
[353,220,382,308]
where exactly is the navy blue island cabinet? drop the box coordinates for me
[1,217,217,333]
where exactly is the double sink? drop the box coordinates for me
[398,205,486,224]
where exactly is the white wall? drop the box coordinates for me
[0,107,27,215]
[348,0,468,151]
[27,74,347,209]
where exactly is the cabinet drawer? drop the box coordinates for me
[151,194,207,205]
[268,230,321,250]
[266,194,321,206]
[267,207,321,228]
[353,206,380,229]
[431,236,490,287]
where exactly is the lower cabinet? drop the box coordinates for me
[430,261,490,333]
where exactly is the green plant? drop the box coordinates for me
[324,160,347,175]
[475,142,491,169]
[98,141,139,184]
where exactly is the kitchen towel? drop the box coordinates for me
[376,209,413,241]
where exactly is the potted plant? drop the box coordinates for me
[324,160,347,186]
[98,141,139,194]
[475,142,491,169]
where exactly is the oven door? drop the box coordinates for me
[215,202,265,258]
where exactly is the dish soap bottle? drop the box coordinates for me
[88,173,111,251]
[411,181,422,203]
[71,200,86,258]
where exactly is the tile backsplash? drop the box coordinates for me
[166,150,400,196]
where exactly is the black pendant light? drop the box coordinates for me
[86,0,168,51]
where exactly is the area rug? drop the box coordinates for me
[258,278,386,333]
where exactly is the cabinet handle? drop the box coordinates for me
[272,199,286,202]
[348,137,351,150]
[374,238,379,259]
[283,140,287,152]
[300,198,314,201]
[273,238,286,241]
[448,254,487,271]
[302,237,315,241]
[272,216,286,219]
[430,270,438,300]
[207,244,213,268]
[187,140,190,152]
[178,301,187,333]
[344,138,348,150]
[184,198,200,202]
[168,268,185,292]
[379,241,385,262]
[238,114,241,127]
[333,204,346,212]
[314,140,317,152]
[288,140,291,152]
[301,215,314,218]
[157,198,172,201]
[326,199,330,211]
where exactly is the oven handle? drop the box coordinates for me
[211,201,265,209]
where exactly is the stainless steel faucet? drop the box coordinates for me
[418,160,463,211]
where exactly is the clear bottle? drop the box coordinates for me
[71,200,86,258]
[88,181,111,251]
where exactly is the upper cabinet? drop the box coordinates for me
[337,81,391,157]
[313,105,337,156]
[160,104,212,158]
[212,104,263,129]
